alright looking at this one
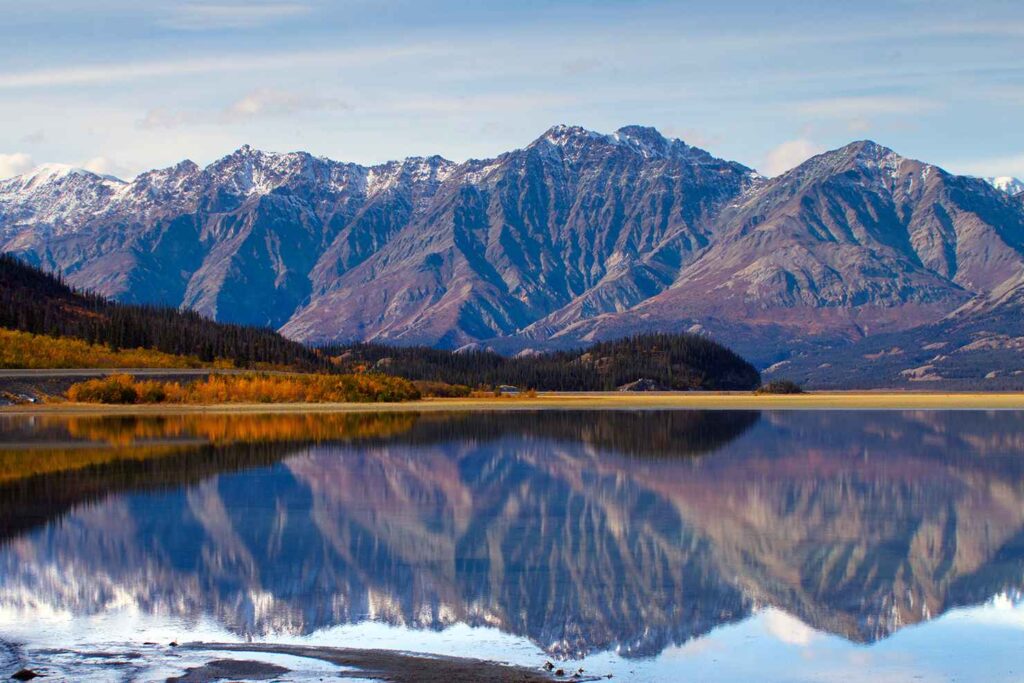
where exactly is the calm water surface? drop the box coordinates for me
[0,410,1021,681]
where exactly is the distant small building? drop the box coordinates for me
[497,385,520,395]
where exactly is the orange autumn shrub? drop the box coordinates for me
[67,374,140,404]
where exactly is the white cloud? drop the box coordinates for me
[82,156,131,179]
[761,608,819,646]
[0,152,34,179]
[795,96,938,118]
[761,138,825,177]
[161,2,313,30]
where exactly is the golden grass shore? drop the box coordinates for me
[3,391,1024,415]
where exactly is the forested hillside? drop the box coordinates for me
[0,254,323,369]
[327,333,761,391]
[1,254,760,390]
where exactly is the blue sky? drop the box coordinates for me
[1,0,1022,179]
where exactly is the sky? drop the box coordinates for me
[1,0,1022,180]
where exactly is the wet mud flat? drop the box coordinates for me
[3,640,600,682]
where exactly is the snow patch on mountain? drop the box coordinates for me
[985,176,1024,196]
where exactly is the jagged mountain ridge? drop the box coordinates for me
[3,127,1023,366]
[536,141,1024,364]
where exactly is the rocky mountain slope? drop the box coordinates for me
[541,141,1024,365]
[771,266,1024,388]
[3,127,1024,371]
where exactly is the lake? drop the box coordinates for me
[0,409,1021,681]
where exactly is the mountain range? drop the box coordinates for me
[3,125,1024,385]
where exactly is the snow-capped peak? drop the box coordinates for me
[22,164,95,186]
[612,125,672,158]
[537,124,604,147]
[3,163,127,192]
[984,176,1024,196]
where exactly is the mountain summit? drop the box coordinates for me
[2,125,1023,371]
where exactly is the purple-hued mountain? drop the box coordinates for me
[2,125,1024,372]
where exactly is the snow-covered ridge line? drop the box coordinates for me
[0,124,747,239]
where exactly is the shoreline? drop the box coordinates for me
[3,391,1024,415]
[0,640,565,683]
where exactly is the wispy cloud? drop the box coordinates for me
[794,96,938,118]
[948,152,1024,179]
[0,45,445,90]
[160,2,314,30]
[224,88,348,119]
[20,130,46,145]
[139,88,349,129]
[383,92,579,115]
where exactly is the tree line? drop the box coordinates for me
[324,332,761,391]
[0,254,324,369]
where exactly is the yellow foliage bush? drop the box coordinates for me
[0,329,204,369]
[65,372,421,405]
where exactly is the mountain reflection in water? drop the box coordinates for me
[0,410,1022,660]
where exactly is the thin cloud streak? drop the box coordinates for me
[160,2,313,30]
[138,88,351,129]
[0,44,451,90]
[794,96,939,118]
